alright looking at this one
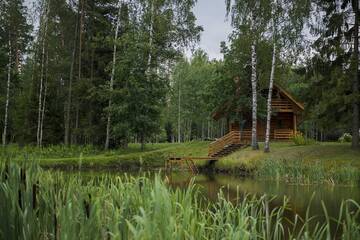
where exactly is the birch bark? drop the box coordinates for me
[250,33,259,150]
[2,37,12,147]
[352,0,359,149]
[105,0,122,150]
[37,2,49,147]
[264,1,277,153]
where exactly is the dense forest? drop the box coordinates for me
[1,0,359,150]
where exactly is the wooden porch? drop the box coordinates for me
[208,128,297,158]
[240,128,297,141]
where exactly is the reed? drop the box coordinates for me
[0,161,359,239]
[256,158,360,186]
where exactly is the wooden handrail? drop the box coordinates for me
[208,131,241,157]
[274,129,294,139]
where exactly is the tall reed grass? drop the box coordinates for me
[0,161,359,239]
[256,158,360,186]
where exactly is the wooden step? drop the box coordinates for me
[210,144,243,158]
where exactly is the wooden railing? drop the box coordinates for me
[274,129,294,140]
[241,130,252,140]
[208,131,241,157]
[241,129,297,140]
[272,100,293,112]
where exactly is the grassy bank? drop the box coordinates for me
[217,142,360,185]
[2,141,360,185]
[1,162,360,239]
[0,142,209,170]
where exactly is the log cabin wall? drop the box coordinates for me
[212,84,304,141]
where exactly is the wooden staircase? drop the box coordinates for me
[208,131,248,158]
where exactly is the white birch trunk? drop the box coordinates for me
[264,42,276,152]
[178,77,181,143]
[250,39,258,150]
[147,0,154,71]
[37,3,49,147]
[2,37,12,147]
[40,81,48,146]
[264,2,277,153]
[105,0,122,150]
[39,51,49,147]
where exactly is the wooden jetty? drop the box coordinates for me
[165,156,218,174]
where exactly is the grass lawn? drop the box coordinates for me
[217,142,360,171]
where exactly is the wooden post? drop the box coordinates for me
[293,114,297,135]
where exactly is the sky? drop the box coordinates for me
[190,0,233,60]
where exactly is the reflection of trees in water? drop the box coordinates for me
[169,172,360,224]
[169,172,360,237]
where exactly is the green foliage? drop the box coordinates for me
[167,50,225,141]
[292,133,315,145]
[0,144,101,159]
[1,162,360,239]
[339,133,353,143]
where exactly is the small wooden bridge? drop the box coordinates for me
[165,130,249,173]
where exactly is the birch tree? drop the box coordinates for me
[2,37,12,147]
[105,0,122,150]
[264,0,277,153]
[264,0,310,152]
[1,0,31,146]
[178,74,181,143]
[352,0,359,149]
[250,17,259,150]
[226,0,268,150]
[36,1,49,147]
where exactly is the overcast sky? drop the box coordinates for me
[191,0,232,60]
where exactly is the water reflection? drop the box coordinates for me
[168,172,360,221]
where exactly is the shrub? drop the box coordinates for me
[338,133,352,143]
[292,133,315,146]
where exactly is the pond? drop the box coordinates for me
[170,172,360,218]
[63,169,360,218]
[58,169,360,237]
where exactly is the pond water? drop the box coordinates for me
[66,169,360,219]
[169,172,360,219]
[59,169,360,236]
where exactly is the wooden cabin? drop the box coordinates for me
[208,84,304,158]
[212,83,304,140]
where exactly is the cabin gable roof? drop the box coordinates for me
[273,84,304,111]
[211,83,304,121]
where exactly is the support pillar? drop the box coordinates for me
[293,114,297,135]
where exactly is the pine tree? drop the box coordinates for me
[0,0,31,146]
